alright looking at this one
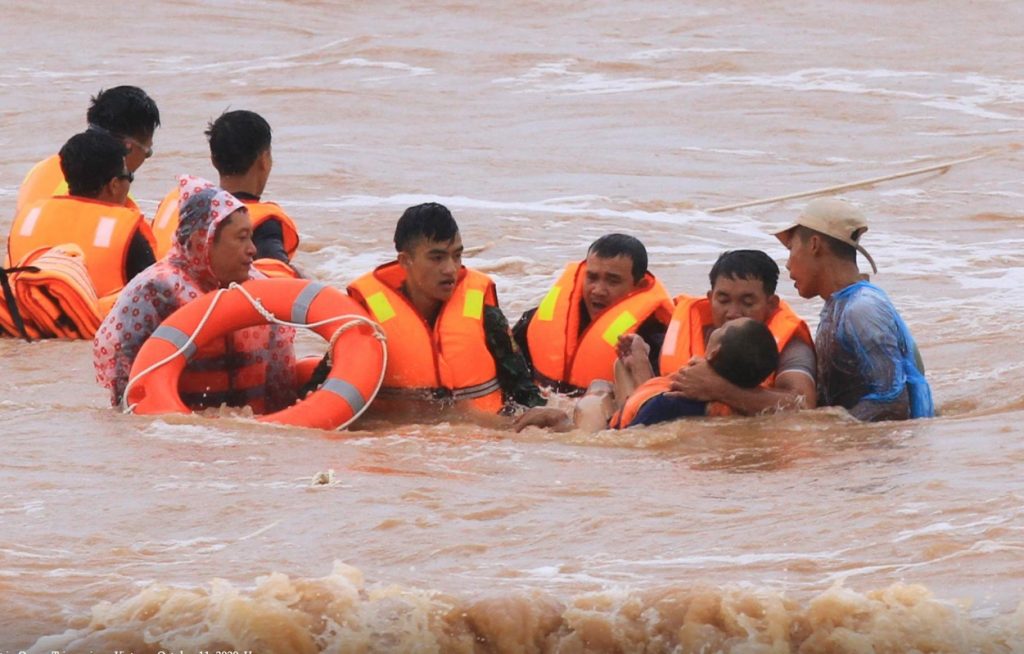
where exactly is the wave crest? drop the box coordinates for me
[29,562,1024,653]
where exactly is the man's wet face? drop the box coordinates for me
[583,253,639,320]
[402,232,464,305]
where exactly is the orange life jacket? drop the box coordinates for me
[16,154,140,217]
[348,262,503,414]
[150,188,180,258]
[612,295,814,426]
[7,196,156,299]
[659,295,813,380]
[525,261,673,393]
[175,334,269,413]
[151,190,300,265]
[10,244,101,339]
[609,376,685,429]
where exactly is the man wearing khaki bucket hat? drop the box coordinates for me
[774,198,934,421]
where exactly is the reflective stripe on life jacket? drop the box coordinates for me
[7,196,153,299]
[525,261,673,394]
[348,262,503,413]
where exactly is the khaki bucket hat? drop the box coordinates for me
[774,198,878,274]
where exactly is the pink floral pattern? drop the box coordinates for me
[93,175,295,410]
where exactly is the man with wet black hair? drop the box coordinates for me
[618,316,780,427]
[342,202,543,417]
[149,110,300,277]
[16,86,160,214]
[7,131,157,300]
[512,233,673,395]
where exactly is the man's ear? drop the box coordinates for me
[100,177,119,199]
[808,233,823,257]
[705,342,721,362]
[397,250,411,270]
[706,289,713,302]
[767,293,780,313]
[258,149,272,173]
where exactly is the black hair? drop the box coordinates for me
[86,86,161,140]
[793,225,857,263]
[587,233,648,283]
[708,250,780,295]
[58,131,128,198]
[205,110,272,176]
[394,203,460,252]
[709,318,779,388]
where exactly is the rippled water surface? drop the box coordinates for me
[2,1,1024,651]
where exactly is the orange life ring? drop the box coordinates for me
[124,278,385,430]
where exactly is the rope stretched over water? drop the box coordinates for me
[706,152,991,213]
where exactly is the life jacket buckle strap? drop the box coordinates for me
[0,265,41,342]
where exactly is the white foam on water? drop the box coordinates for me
[625,549,849,567]
[694,68,935,99]
[519,72,682,95]
[0,39,355,82]
[161,38,354,75]
[893,515,1011,542]
[339,57,434,77]
[951,73,1024,106]
[0,500,46,516]
[152,480,240,492]
[0,545,70,559]
[495,62,1024,123]
[516,566,625,585]
[921,99,1020,121]
[315,246,393,284]
[139,420,246,447]
[956,266,1024,293]
[496,63,931,97]
[309,192,712,228]
[678,145,770,157]
[877,188,929,198]
[493,58,684,95]
[627,46,752,61]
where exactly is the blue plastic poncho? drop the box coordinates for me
[816,281,934,421]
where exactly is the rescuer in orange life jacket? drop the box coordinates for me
[149,110,302,278]
[513,249,818,432]
[511,233,674,396]
[338,202,545,418]
[514,317,781,432]
[16,85,160,216]
[7,130,157,299]
[629,248,818,416]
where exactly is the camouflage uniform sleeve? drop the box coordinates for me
[484,305,546,413]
